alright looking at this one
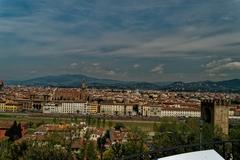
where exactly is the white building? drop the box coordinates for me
[142,105,161,117]
[60,102,88,114]
[161,108,200,118]
[43,103,59,114]
[43,101,88,114]
[100,103,125,116]
[126,105,134,116]
[125,104,141,116]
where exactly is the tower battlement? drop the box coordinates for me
[201,99,231,106]
[201,98,229,135]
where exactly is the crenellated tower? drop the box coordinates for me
[201,99,230,135]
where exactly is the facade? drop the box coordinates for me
[16,99,32,111]
[53,83,89,101]
[43,103,60,114]
[61,102,88,114]
[43,102,89,114]
[0,80,3,91]
[0,101,18,112]
[125,104,140,116]
[142,105,161,117]
[201,99,230,135]
[161,108,200,117]
[100,103,125,116]
[125,105,134,116]
[88,102,98,114]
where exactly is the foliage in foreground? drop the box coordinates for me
[1,118,240,160]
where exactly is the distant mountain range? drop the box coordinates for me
[6,74,240,92]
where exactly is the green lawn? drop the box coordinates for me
[0,113,176,132]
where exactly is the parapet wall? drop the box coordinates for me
[201,99,231,106]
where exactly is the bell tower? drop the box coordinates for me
[80,80,89,101]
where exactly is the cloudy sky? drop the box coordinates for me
[0,0,240,82]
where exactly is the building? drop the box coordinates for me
[53,89,81,101]
[0,101,19,112]
[60,101,89,114]
[53,82,89,101]
[15,99,32,111]
[43,101,89,114]
[0,80,4,91]
[88,102,98,114]
[125,104,141,116]
[142,104,162,117]
[201,99,230,135]
[161,107,200,117]
[100,102,125,116]
[43,103,60,114]
[0,100,5,108]
[125,104,134,116]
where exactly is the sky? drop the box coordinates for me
[0,0,240,82]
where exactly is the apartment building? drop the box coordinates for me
[100,102,125,116]
[43,103,59,114]
[88,102,99,114]
[61,102,88,114]
[142,104,161,117]
[43,101,88,114]
[161,107,200,118]
[0,100,18,112]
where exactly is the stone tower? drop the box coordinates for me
[201,99,230,135]
[80,80,89,101]
[0,80,4,91]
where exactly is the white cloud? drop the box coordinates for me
[203,58,232,68]
[203,58,240,76]
[30,70,38,74]
[92,63,100,66]
[133,64,140,68]
[107,70,116,75]
[151,64,164,74]
[70,62,78,67]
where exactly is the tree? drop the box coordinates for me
[96,118,101,128]
[102,119,106,128]
[5,121,22,141]
[108,121,113,129]
[23,143,72,160]
[111,142,124,159]
[17,123,22,139]
[86,141,97,160]
[86,115,92,126]
[153,118,199,149]
[153,121,158,132]
[123,127,148,156]
[114,123,125,131]
[229,125,240,159]
[103,149,114,160]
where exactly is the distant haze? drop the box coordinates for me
[0,0,240,82]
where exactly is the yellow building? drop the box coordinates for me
[0,101,5,109]
[88,103,98,114]
[0,101,18,112]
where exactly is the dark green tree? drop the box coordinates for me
[86,141,97,160]
[108,121,113,129]
[102,119,106,128]
[114,123,125,131]
[5,121,22,141]
[96,118,101,128]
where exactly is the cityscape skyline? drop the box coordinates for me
[0,0,240,82]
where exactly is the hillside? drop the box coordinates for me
[6,74,240,92]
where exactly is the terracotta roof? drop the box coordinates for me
[0,121,13,129]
